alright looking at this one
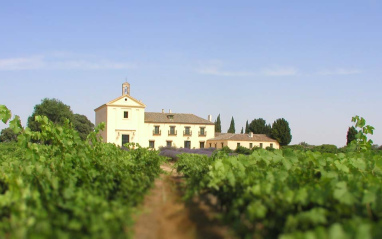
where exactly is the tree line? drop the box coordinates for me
[214,114,292,146]
[0,98,94,142]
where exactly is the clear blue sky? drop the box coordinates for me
[1,0,381,146]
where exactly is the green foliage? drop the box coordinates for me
[312,144,338,154]
[240,127,243,134]
[245,120,249,134]
[176,148,382,238]
[0,105,163,238]
[73,114,94,140]
[227,116,235,133]
[27,98,74,132]
[249,118,271,136]
[350,116,375,151]
[0,127,18,142]
[27,99,94,141]
[0,105,12,123]
[271,118,292,146]
[234,145,252,155]
[346,126,358,146]
[220,146,233,154]
[214,114,222,133]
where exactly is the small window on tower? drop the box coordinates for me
[124,111,128,118]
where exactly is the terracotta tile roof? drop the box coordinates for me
[144,112,214,125]
[208,133,278,142]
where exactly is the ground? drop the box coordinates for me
[133,164,235,239]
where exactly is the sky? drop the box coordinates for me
[1,0,381,147]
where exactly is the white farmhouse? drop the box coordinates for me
[95,82,215,149]
[94,83,280,150]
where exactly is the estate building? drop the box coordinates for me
[94,83,280,150]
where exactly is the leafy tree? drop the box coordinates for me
[73,114,94,140]
[271,118,292,146]
[27,98,93,140]
[214,114,222,133]
[227,117,235,133]
[28,98,74,131]
[245,120,249,134]
[346,126,358,146]
[0,127,18,142]
[249,118,271,136]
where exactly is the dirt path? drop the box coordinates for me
[133,164,234,239]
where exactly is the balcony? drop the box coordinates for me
[198,131,207,137]
[168,130,178,136]
[183,130,192,136]
[153,130,161,136]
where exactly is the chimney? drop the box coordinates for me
[249,132,253,137]
[208,115,212,122]
[162,109,165,113]
[169,109,172,113]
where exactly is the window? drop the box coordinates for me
[199,127,206,136]
[250,143,253,148]
[237,143,241,148]
[184,141,191,149]
[260,143,263,148]
[270,143,273,148]
[166,141,172,147]
[184,127,191,136]
[167,115,174,120]
[149,141,155,148]
[153,126,160,135]
[169,126,176,135]
[200,142,205,149]
[209,143,212,148]
[122,134,129,147]
[123,111,128,118]
[221,143,224,148]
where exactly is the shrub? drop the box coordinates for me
[235,145,252,155]
[312,144,338,154]
[221,146,233,154]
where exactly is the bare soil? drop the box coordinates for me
[133,164,235,239]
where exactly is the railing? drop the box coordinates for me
[168,130,177,136]
[183,130,192,136]
[153,130,161,136]
[198,131,207,137]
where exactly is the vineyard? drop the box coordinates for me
[1,103,382,239]
[175,148,382,238]
[0,106,164,238]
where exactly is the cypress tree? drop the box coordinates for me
[240,127,244,134]
[215,114,222,133]
[245,120,249,134]
[227,117,235,133]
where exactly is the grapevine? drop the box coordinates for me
[0,105,164,238]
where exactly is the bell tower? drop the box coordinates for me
[122,82,130,96]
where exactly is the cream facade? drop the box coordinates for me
[95,83,280,150]
[144,122,214,149]
[94,83,215,149]
[206,132,280,150]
